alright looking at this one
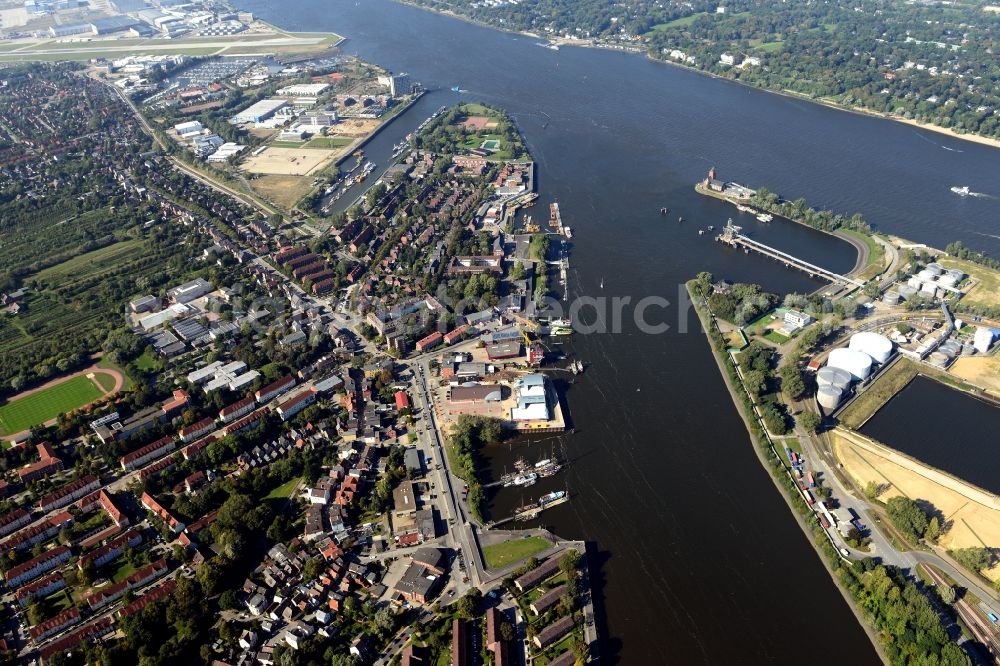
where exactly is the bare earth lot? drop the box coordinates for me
[948,355,1000,397]
[242,146,336,176]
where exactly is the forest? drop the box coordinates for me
[409,0,1000,140]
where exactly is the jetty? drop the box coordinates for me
[716,220,864,288]
[488,493,570,528]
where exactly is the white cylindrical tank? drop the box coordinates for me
[920,282,938,297]
[849,332,894,364]
[827,348,873,381]
[946,268,964,281]
[939,340,962,357]
[817,385,842,410]
[817,366,853,391]
[898,285,917,300]
[883,290,900,305]
[907,276,923,289]
[917,269,937,281]
[925,263,943,276]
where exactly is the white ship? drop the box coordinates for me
[513,472,538,487]
[951,186,970,196]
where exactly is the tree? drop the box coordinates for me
[925,516,941,543]
[885,496,928,541]
[938,585,956,604]
[798,411,821,433]
[499,621,516,642]
[951,547,992,574]
[455,588,481,619]
[559,550,581,578]
[219,589,240,610]
[373,607,396,635]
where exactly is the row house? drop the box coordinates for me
[179,417,215,442]
[120,436,176,471]
[29,607,80,643]
[182,434,217,461]
[0,509,31,538]
[141,493,185,534]
[39,616,115,663]
[117,580,177,618]
[15,572,65,608]
[223,408,268,437]
[37,474,100,513]
[220,396,255,424]
[256,375,296,404]
[276,389,317,422]
[16,456,64,484]
[85,558,168,611]
[1,511,72,554]
[5,545,72,587]
[137,455,177,483]
[79,528,142,570]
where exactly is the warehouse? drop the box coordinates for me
[276,83,330,97]
[230,98,288,124]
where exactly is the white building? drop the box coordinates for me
[276,83,330,97]
[174,120,203,137]
[719,53,736,66]
[974,327,999,354]
[783,309,814,333]
[510,374,551,421]
[167,278,213,304]
[230,98,288,124]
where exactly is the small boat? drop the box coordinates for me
[538,490,566,506]
[513,472,538,487]
[535,459,552,469]
[951,186,970,196]
[698,229,705,235]
[707,225,714,231]
[678,216,684,222]
[756,213,773,222]
[660,207,669,215]
[599,277,604,289]
[451,85,461,92]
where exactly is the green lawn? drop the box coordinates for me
[34,241,145,286]
[0,374,105,435]
[109,560,137,584]
[483,536,550,569]
[649,13,705,31]
[305,136,353,149]
[265,476,302,500]
[764,330,791,344]
[133,351,161,373]
[758,40,784,53]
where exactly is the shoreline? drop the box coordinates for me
[392,0,1000,152]
[686,282,888,662]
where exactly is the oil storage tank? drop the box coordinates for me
[849,331,894,364]
[817,385,843,410]
[827,348,873,381]
[817,366,853,391]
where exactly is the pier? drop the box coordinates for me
[487,494,570,528]
[716,220,864,288]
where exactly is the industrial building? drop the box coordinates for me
[276,83,330,97]
[230,99,288,124]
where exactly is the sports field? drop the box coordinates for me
[0,374,105,435]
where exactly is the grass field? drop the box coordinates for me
[35,240,145,286]
[265,476,302,500]
[305,136,354,149]
[649,13,704,31]
[0,374,105,435]
[483,536,550,569]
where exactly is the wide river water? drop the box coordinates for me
[237,1,1000,662]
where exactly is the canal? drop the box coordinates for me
[235,0,1000,662]
[861,375,1000,496]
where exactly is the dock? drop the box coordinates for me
[487,493,570,528]
[716,220,864,288]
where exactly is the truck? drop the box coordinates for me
[803,489,815,506]
[785,447,794,464]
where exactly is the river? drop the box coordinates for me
[235,1,1000,662]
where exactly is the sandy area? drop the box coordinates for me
[327,117,381,137]
[242,146,335,176]
[948,356,1000,397]
[250,174,315,208]
[832,429,1000,577]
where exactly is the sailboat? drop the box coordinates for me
[599,277,604,289]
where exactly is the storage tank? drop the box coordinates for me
[898,285,918,300]
[849,332,894,364]
[928,351,950,367]
[920,282,939,297]
[917,269,937,281]
[974,327,999,354]
[946,268,964,281]
[817,366,853,391]
[939,340,962,357]
[962,343,975,356]
[827,348,873,381]
[938,274,959,289]
[925,263,944,276]
[882,290,900,305]
[817,385,842,410]
[907,276,923,289]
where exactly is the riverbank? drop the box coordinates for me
[686,280,887,660]
[392,0,1000,153]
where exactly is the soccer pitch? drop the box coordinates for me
[0,375,105,435]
